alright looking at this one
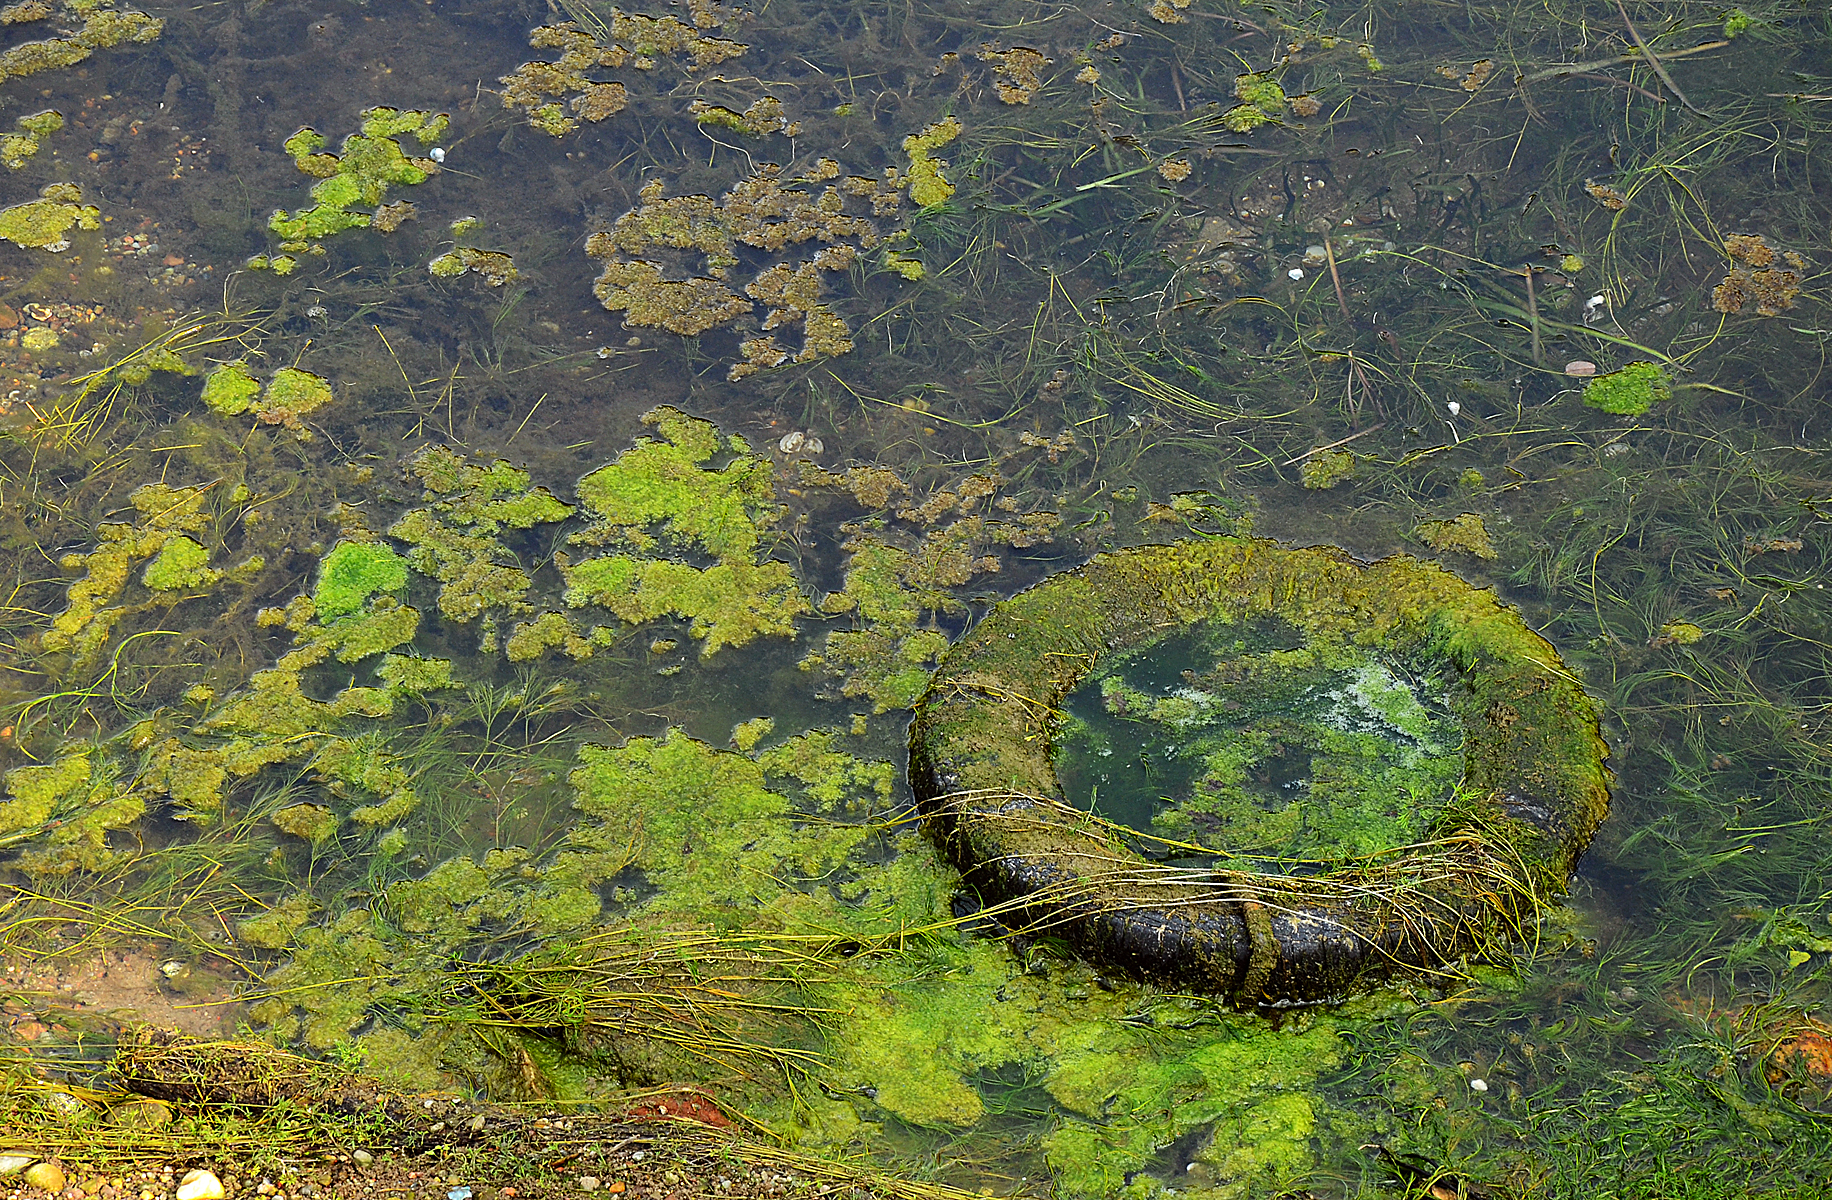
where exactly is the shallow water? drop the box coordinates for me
[2,0,1831,1196]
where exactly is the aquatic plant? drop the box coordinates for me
[0,0,161,84]
[903,117,962,207]
[388,446,575,654]
[0,108,60,168]
[260,108,445,261]
[1582,360,1671,415]
[562,406,808,656]
[500,16,742,135]
[1299,449,1355,489]
[0,181,99,250]
[1416,512,1499,559]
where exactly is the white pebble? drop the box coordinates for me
[1446,401,1461,417]
[1287,267,1305,281]
[429,147,446,163]
[177,1170,225,1200]
[1469,1077,1489,1092]
[578,1178,600,1192]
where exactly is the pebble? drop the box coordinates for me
[577,1178,600,1192]
[467,1115,484,1131]
[24,1163,67,1193]
[1469,1077,1489,1092]
[175,1171,223,1200]
[0,1158,33,1177]
[1287,267,1305,280]
[446,1189,471,1200]
[1564,360,1597,377]
[42,1091,91,1120]
[351,1153,372,1166]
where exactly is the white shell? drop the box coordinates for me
[803,436,823,455]
[428,147,446,163]
[1287,267,1305,280]
[1446,401,1461,417]
[778,430,805,454]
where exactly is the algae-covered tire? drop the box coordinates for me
[908,538,1610,1006]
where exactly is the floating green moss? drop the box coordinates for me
[0,1,161,84]
[1300,449,1355,489]
[314,541,409,619]
[43,483,211,665]
[141,535,217,591]
[1582,360,1671,415]
[0,181,99,250]
[1416,512,1499,559]
[388,447,573,652]
[903,116,961,207]
[562,407,810,656]
[0,107,60,167]
[256,367,333,429]
[267,108,444,255]
[199,362,261,415]
[428,246,519,287]
[500,18,741,135]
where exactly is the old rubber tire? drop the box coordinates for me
[908,538,1610,1006]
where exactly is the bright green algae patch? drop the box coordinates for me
[562,406,809,655]
[1055,620,1464,865]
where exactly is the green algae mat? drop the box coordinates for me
[4,0,1832,1197]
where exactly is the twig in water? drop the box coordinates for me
[1523,264,1543,367]
[1324,239,1352,323]
[1283,424,1386,467]
[1614,0,1710,115]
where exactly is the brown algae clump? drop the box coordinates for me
[975,43,1051,104]
[1713,234,1805,316]
[1300,449,1355,489]
[689,96,800,137]
[501,16,742,135]
[0,181,99,250]
[561,406,808,655]
[586,150,933,376]
[429,246,519,287]
[0,0,161,84]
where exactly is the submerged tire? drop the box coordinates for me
[908,538,1610,1006]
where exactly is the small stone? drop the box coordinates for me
[1469,1077,1489,1092]
[176,1172,223,1200]
[26,1163,68,1193]
[0,1157,35,1177]
[467,1114,484,1131]
[1564,360,1597,377]
[352,1153,372,1166]
[42,1091,91,1120]
[577,1179,600,1193]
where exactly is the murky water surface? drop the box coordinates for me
[3,0,1832,1195]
